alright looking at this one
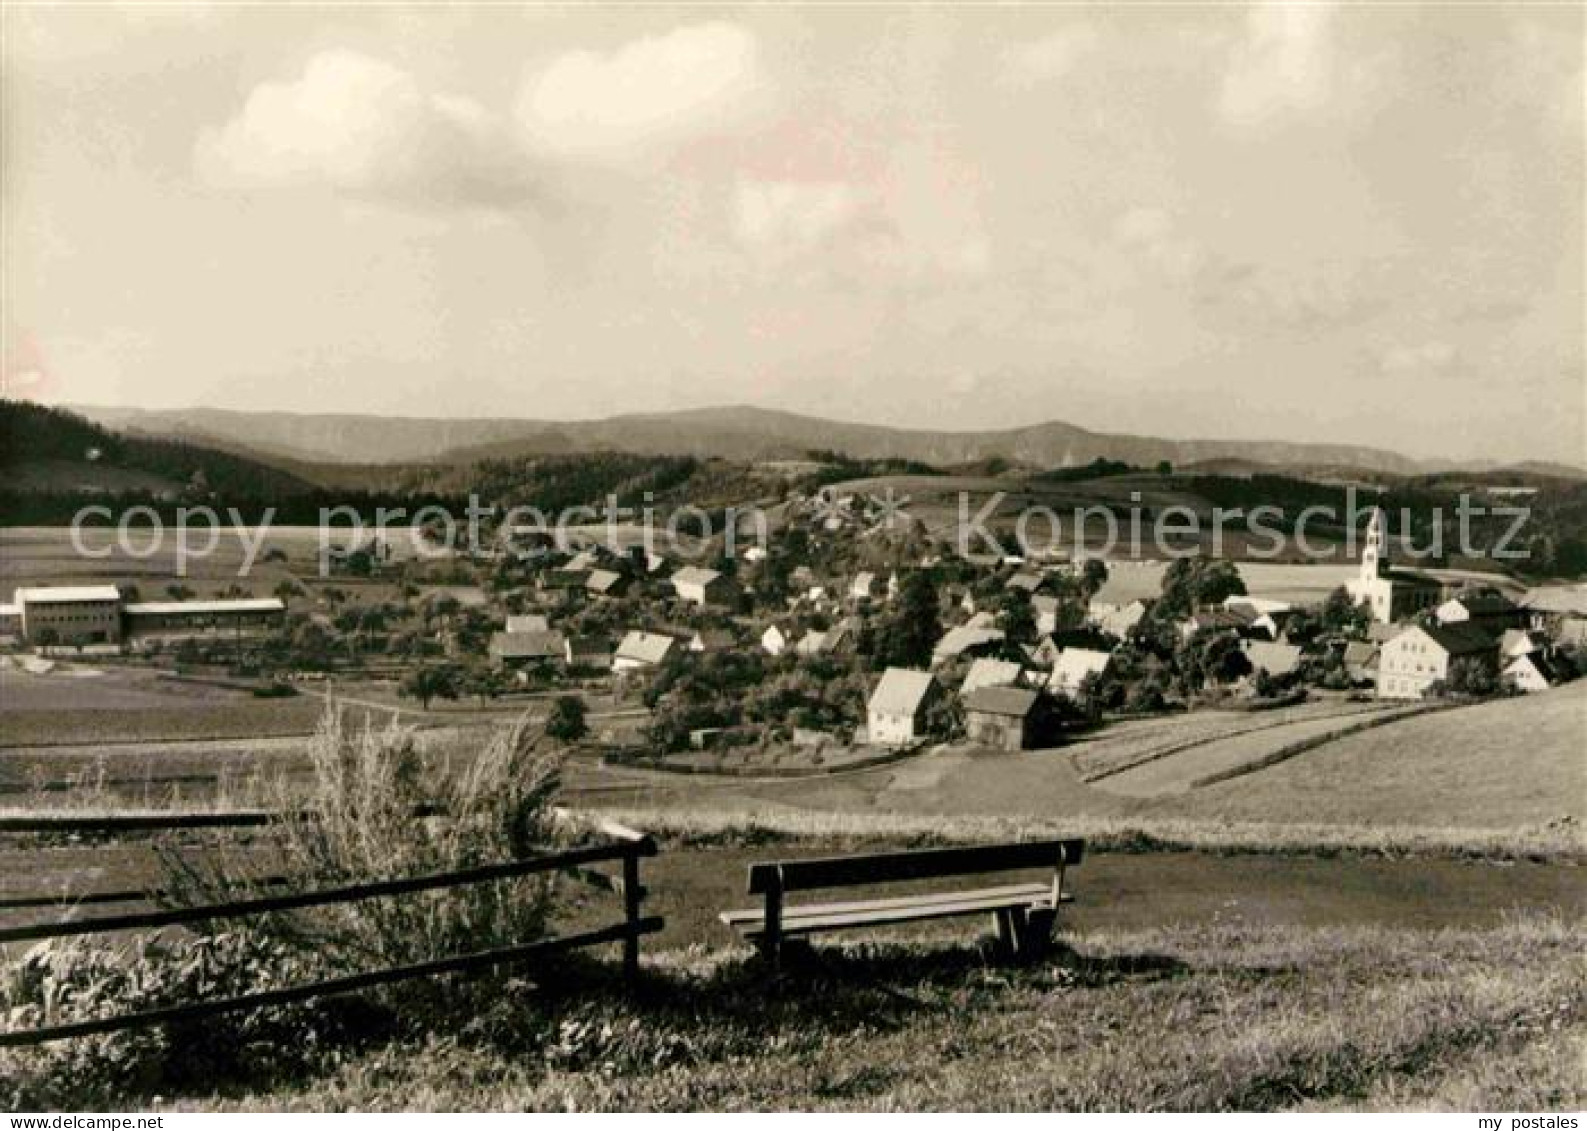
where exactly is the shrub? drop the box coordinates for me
[162,706,566,973]
[0,933,335,1109]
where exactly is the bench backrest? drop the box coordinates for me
[747,838,1083,895]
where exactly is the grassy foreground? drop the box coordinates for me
[153,915,1586,1112]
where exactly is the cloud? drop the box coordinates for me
[733,178,865,255]
[1218,1,1338,128]
[516,22,763,162]
[1381,340,1458,373]
[1000,26,1100,87]
[196,50,543,209]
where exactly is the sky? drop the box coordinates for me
[2,2,1583,463]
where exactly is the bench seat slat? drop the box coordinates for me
[720,881,1073,936]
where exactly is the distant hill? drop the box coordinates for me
[0,400,319,499]
[74,403,1459,477]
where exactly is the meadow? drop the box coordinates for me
[152,916,1584,1112]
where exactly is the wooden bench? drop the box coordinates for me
[720,838,1083,964]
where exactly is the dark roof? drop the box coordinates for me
[963,685,1040,718]
[1418,622,1498,656]
[565,634,613,656]
[1447,592,1519,617]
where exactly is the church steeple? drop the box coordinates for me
[1361,508,1389,580]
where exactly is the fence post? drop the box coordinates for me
[621,846,643,986]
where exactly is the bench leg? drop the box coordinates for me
[1020,907,1056,962]
[992,908,1018,958]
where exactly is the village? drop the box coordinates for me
[4,492,1583,772]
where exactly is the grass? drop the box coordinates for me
[1174,681,1587,829]
[144,914,1583,1112]
[597,806,1587,862]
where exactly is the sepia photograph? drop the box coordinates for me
[0,0,1583,1119]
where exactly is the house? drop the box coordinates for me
[931,624,1005,667]
[0,602,20,642]
[13,585,124,646]
[760,624,790,656]
[1096,599,1149,640]
[488,630,566,669]
[564,635,614,670]
[1522,584,1587,645]
[795,629,832,656]
[1087,562,1167,623]
[1345,508,1442,623]
[960,657,1026,695]
[1499,628,1545,659]
[963,686,1041,752]
[671,565,738,607]
[848,571,880,601]
[1503,652,1563,693]
[866,668,940,746]
[1048,648,1112,696]
[1342,640,1379,684]
[1240,639,1303,680]
[1376,622,1497,700]
[1179,608,1250,642]
[506,613,550,634]
[613,631,680,671]
[1031,594,1076,636]
[1434,591,1523,633]
[688,628,737,653]
[584,569,629,598]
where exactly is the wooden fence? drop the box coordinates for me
[0,810,661,1047]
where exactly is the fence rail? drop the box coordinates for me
[0,808,662,1046]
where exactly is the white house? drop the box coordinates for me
[1376,622,1497,700]
[866,668,940,746]
[613,631,679,672]
[671,566,736,607]
[1503,652,1561,693]
[1048,648,1112,696]
[760,624,790,656]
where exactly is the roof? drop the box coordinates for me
[124,598,286,615]
[1523,584,1587,616]
[0,603,20,616]
[963,685,1040,718]
[671,566,724,588]
[565,634,613,656]
[961,657,1025,694]
[691,628,736,649]
[1050,648,1112,689]
[933,624,1005,658]
[585,569,625,593]
[1441,592,1519,617]
[1241,639,1303,676]
[615,630,678,664]
[1006,570,1045,592]
[1406,622,1498,656]
[506,614,550,633]
[490,630,566,659]
[1089,563,1168,607]
[868,667,938,716]
[1342,640,1379,665]
[15,585,122,604]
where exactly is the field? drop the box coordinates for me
[146,916,1584,1111]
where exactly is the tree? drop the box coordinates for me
[545,695,589,743]
[400,664,460,710]
[870,569,941,669]
[1080,558,1109,599]
[461,665,506,706]
[997,590,1037,645]
[1155,460,1173,477]
[166,583,196,601]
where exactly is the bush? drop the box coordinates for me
[0,933,336,1109]
[162,706,566,974]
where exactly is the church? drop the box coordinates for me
[1345,508,1442,624]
